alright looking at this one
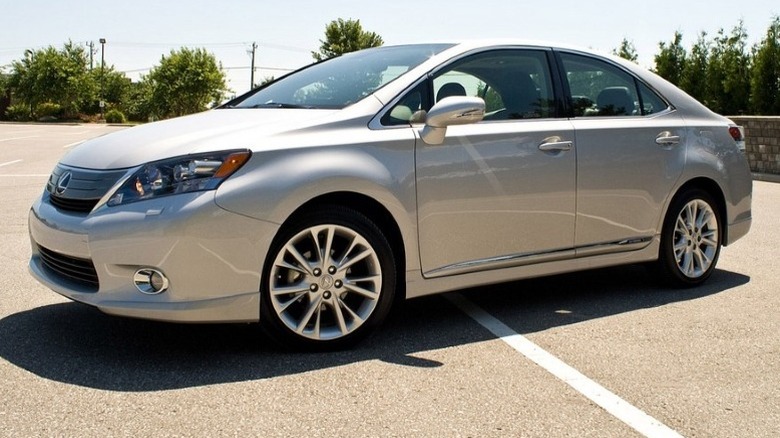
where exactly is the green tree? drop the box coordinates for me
[144,47,228,119]
[122,80,154,122]
[0,71,11,121]
[654,31,687,86]
[750,17,780,114]
[96,68,131,108]
[706,22,752,114]
[679,32,710,103]
[72,67,131,115]
[259,76,275,87]
[312,18,384,61]
[7,42,94,118]
[613,38,638,63]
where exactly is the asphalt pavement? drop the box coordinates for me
[1,123,778,437]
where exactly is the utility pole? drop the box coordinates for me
[88,41,94,70]
[249,42,257,90]
[100,38,105,71]
[99,38,106,119]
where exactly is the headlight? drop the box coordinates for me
[107,150,251,207]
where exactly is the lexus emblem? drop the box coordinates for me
[55,172,72,195]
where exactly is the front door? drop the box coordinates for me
[415,49,577,277]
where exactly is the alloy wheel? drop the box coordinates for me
[268,224,383,341]
[672,199,719,278]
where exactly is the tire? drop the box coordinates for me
[260,206,396,350]
[656,188,722,287]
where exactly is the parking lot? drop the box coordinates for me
[1,123,778,437]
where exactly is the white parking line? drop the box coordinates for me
[0,135,38,142]
[447,293,683,438]
[0,159,23,168]
[3,130,37,136]
[63,140,84,148]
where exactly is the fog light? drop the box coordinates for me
[133,268,169,294]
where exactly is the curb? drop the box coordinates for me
[0,121,82,126]
[752,173,780,183]
[0,121,137,127]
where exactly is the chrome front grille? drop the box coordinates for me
[45,165,127,213]
[37,245,99,292]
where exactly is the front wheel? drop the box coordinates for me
[656,188,722,287]
[260,206,396,350]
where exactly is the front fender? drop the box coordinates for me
[214,142,420,269]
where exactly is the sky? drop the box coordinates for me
[1,0,778,97]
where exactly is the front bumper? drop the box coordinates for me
[29,190,279,323]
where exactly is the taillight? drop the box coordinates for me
[728,125,746,152]
[728,126,743,141]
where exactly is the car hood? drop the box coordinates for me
[59,108,343,169]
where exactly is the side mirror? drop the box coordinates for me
[420,96,485,145]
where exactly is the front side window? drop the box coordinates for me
[232,44,453,110]
[560,53,668,117]
[384,49,556,126]
[381,81,430,126]
[432,50,555,121]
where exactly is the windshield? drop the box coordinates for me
[231,44,454,110]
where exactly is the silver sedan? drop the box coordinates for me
[29,40,752,349]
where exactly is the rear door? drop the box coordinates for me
[557,51,686,253]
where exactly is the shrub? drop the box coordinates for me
[36,102,62,119]
[5,104,31,121]
[104,109,127,124]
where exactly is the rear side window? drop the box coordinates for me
[560,53,667,117]
[637,81,669,115]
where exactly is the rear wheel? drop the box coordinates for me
[657,188,721,287]
[260,206,396,350]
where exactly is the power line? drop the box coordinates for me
[223,66,296,71]
[121,68,152,74]
[120,65,296,74]
[110,41,247,48]
[106,41,311,53]
[259,43,311,53]
[0,41,96,55]
[0,46,47,54]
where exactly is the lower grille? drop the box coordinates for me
[37,245,99,292]
[48,194,99,213]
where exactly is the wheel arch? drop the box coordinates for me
[665,177,728,244]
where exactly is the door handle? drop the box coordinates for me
[655,131,680,146]
[538,140,573,152]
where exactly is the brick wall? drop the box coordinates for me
[729,116,780,175]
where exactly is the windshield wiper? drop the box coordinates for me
[246,102,313,109]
